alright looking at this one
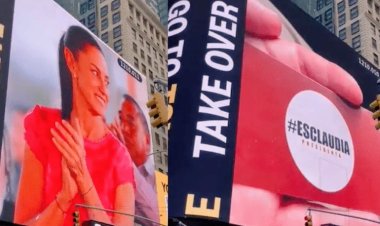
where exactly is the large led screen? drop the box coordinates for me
[169,0,380,225]
[0,0,159,225]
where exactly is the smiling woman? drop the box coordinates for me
[13,26,135,226]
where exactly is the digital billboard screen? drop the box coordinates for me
[0,0,159,225]
[169,0,380,225]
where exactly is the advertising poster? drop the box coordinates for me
[155,171,168,226]
[0,0,159,225]
[168,0,246,223]
[169,0,380,225]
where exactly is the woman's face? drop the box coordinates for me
[74,45,109,116]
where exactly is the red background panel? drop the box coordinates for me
[233,44,380,214]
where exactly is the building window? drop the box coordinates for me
[325,0,332,5]
[88,13,95,26]
[325,8,333,21]
[156,152,162,164]
[143,17,148,28]
[134,57,139,68]
[113,25,121,38]
[374,53,379,65]
[147,56,152,66]
[101,18,108,31]
[159,54,163,64]
[164,154,168,166]
[129,3,134,14]
[160,67,165,76]
[155,133,161,145]
[141,49,145,60]
[373,38,377,49]
[114,39,122,52]
[111,0,120,11]
[352,35,361,49]
[317,0,324,10]
[315,15,322,23]
[376,4,380,14]
[136,10,141,21]
[146,42,151,52]
[349,0,358,6]
[372,23,376,35]
[101,5,108,18]
[338,1,345,13]
[89,26,97,35]
[101,32,108,43]
[156,31,160,40]
[150,84,154,94]
[163,138,167,151]
[338,13,345,26]
[80,18,86,26]
[112,12,120,24]
[139,35,143,44]
[350,6,359,19]
[88,0,95,10]
[132,28,136,39]
[141,64,146,75]
[80,2,87,15]
[339,28,346,40]
[149,70,153,79]
[149,24,154,34]
[154,61,158,70]
[325,22,334,33]
[162,37,166,47]
[153,48,157,58]
[351,20,360,34]
[369,0,374,7]
[133,42,138,53]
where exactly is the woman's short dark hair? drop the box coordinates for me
[59,25,102,119]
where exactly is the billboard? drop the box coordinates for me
[155,171,168,226]
[169,0,380,225]
[0,0,159,225]
[168,0,246,222]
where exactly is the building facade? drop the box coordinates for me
[293,0,336,34]
[146,0,168,27]
[292,0,380,68]
[55,0,168,173]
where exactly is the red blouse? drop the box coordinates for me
[24,105,135,225]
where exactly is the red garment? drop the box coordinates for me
[24,105,135,225]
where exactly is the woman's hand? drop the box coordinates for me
[56,159,78,209]
[245,0,363,106]
[51,118,93,195]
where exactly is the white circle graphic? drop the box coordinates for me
[285,90,354,192]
